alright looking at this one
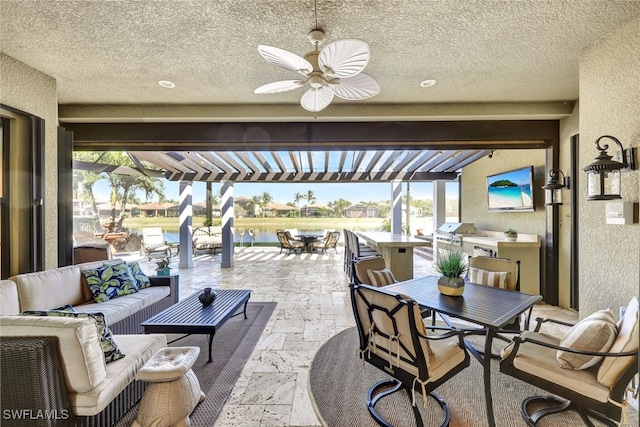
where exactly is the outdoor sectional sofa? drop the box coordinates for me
[0,259,179,426]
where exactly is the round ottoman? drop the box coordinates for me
[132,346,205,427]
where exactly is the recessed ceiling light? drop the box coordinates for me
[158,80,176,88]
[420,79,436,88]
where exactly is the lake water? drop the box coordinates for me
[130,219,439,244]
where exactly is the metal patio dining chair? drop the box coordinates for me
[276,231,304,254]
[500,296,639,426]
[350,283,470,427]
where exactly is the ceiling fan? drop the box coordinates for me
[254,28,380,113]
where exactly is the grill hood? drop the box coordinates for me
[436,222,477,234]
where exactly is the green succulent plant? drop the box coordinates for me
[504,228,518,236]
[433,249,468,278]
[155,257,170,269]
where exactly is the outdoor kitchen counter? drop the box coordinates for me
[357,232,431,281]
[463,231,541,248]
[460,231,541,296]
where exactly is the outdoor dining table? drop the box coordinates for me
[383,275,542,427]
[295,234,323,253]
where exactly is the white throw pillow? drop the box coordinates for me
[556,309,618,370]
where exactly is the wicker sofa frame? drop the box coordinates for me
[0,274,179,427]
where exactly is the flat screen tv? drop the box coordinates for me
[486,166,535,212]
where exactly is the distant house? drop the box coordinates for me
[234,196,259,217]
[193,202,221,217]
[138,202,179,217]
[345,203,381,218]
[300,203,328,217]
[96,202,140,218]
[264,201,295,217]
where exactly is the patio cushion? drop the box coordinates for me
[71,333,167,416]
[367,268,397,287]
[126,261,151,289]
[0,280,20,315]
[0,315,107,393]
[74,286,170,326]
[11,265,85,311]
[503,330,610,403]
[468,267,509,289]
[597,297,639,387]
[22,310,125,363]
[82,262,138,303]
[469,267,509,289]
[556,309,617,370]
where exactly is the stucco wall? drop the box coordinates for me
[578,18,640,317]
[0,53,58,269]
[460,148,546,237]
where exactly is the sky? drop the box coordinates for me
[92,179,460,205]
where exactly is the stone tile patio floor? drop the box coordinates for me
[120,245,579,427]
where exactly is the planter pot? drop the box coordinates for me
[504,235,517,242]
[156,268,171,276]
[437,276,465,296]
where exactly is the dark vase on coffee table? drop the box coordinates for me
[199,287,216,307]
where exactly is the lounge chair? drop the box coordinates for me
[140,227,171,260]
[192,226,222,254]
[311,231,340,254]
[276,231,304,254]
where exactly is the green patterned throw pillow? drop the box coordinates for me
[81,262,138,303]
[126,261,151,289]
[22,310,125,363]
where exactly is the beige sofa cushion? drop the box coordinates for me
[0,280,20,315]
[74,286,170,326]
[0,315,106,393]
[11,265,85,311]
[71,334,167,416]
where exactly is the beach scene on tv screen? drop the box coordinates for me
[487,168,533,210]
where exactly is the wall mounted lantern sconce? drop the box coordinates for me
[583,135,636,201]
[542,169,570,205]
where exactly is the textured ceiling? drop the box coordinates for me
[2,0,640,117]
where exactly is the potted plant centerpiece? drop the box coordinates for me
[504,228,518,242]
[434,249,468,296]
[155,257,171,276]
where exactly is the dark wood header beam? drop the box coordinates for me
[69,120,558,151]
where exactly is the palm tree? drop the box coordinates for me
[250,195,262,217]
[331,198,351,217]
[293,192,304,217]
[304,190,316,217]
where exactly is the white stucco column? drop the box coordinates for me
[220,181,234,268]
[390,180,403,234]
[178,181,193,269]
[433,180,446,233]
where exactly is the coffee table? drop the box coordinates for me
[141,288,251,362]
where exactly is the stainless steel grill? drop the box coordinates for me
[435,222,477,247]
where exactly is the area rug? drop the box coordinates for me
[116,301,276,426]
[309,327,639,427]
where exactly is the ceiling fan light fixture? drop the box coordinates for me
[254,19,379,113]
